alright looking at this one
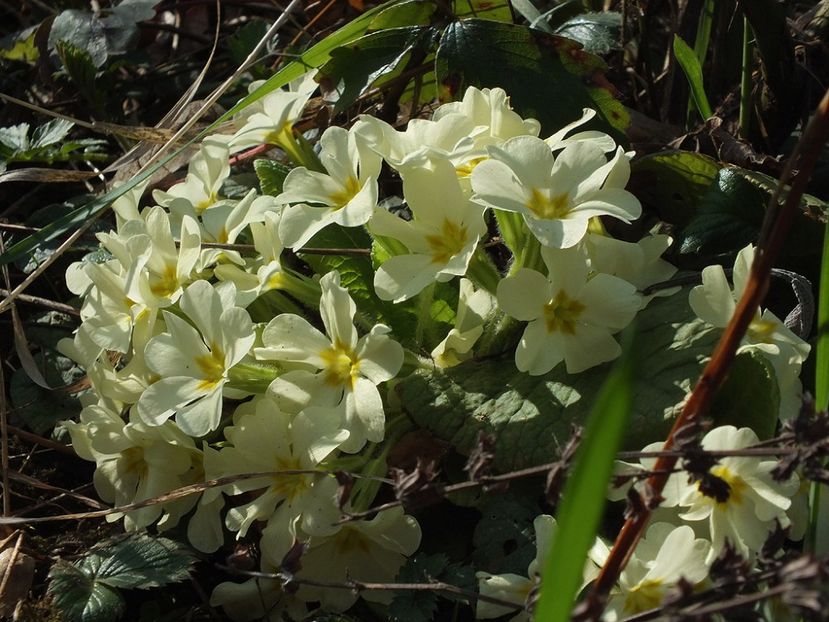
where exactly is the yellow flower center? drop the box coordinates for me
[543,290,585,334]
[195,342,226,391]
[195,190,219,215]
[624,579,664,614]
[149,264,179,298]
[320,340,360,391]
[425,219,469,264]
[747,317,778,344]
[270,456,307,501]
[455,157,486,178]
[329,176,361,208]
[333,528,371,555]
[526,188,570,220]
[706,465,748,505]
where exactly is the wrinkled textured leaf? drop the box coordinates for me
[389,553,449,622]
[435,19,628,138]
[319,26,435,112]
[254,159,292,196]
[48,562,125,622]
[398,288,780,471]
[49,9,109,67]
[452,0,512,22]
[554,12,622,55]
[30,119,74,149]
[630,150,721,228]
[709,350,778,439]
[472,493,537,574]
[85,535,196,589]
[9,349,83,434]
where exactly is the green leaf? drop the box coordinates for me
[673,34,713,120]
[389,553,449,622]
[48,562,125,622]
[554,12,622,55]
[318,26,435,113]
[434,19,628,138]
[48,9,109,67]
[0,123,30,153]
[9,349,84,434]
[472,493,538,574]
[452,0,513,22]
[30,119,74,150]
[56,40,107,117]
[710,350,778,439]
[398,288,778,471]
[676,167,766,257]
[534,328,635,622]
[368,0,438,30]
[630,150,721,228]
[88,535,196,589]
[228,20,270,67]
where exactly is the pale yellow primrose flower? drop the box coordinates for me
[136,280,255,437]
[192,396,347,548]
[589,523,711,620]
[255,271,403,453]
[543,107,617,153]
[654,425,799,561]
[277,126,381,249]
[471,136,641,249]
[689,244,810,420]
[431,278,494,368]
[370,157,487,302]
[260,505,422,612]
[64,403,202,531]
[152,135,232,219]
[497,247,641,375]
[228,70,318,152]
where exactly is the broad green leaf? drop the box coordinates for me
[0,27,39,62]
[673,34,713,120]
[88,535,196,589]
[472,493,538,574]
[30,119,74,149]
[56,40,107,117]
[318,26,435,112]
[389,554,449,622]
[228,20,270,69]
[368,0,438,30]
[434,19,628,138]
[452,0,513,22]
[630,150,720,228]
[48,9,109,67]
[677,167,767,257]
[0,123,30,153]
[9,349,83,434]
[254,159,292,196]
[710,350,778,439]
[534,328,635,622]
[48,562,125,622]
[554,12,622,55]
[398,288,780,471]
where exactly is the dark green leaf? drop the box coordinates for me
[451,0,513,22]
[228,20,270,67]
[254,159,292,196]
[630,150,721,228]
[389,554,449,622]
[48,561,125,622]
[48,9,109,67]
[710,350,778,439]
[398,288,776,471]
[673,34,713,120]
[472,493,538,574]
[554,12,622,55]
[30,119,74,149]
[9,349,84,434]
[318,26,435,112]
[677,167,766,256]
[534,328,635,622]
[434,19,628,138]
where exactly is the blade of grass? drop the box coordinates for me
[533,327,637,622]
[0,0,398,269]
[807,220,829,553]
[738,15,754,139]
[673,34,713,120]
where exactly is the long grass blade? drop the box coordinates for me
[673,34,713,120]
[533,327,637,622]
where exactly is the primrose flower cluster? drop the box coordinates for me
[59,73,809,621]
